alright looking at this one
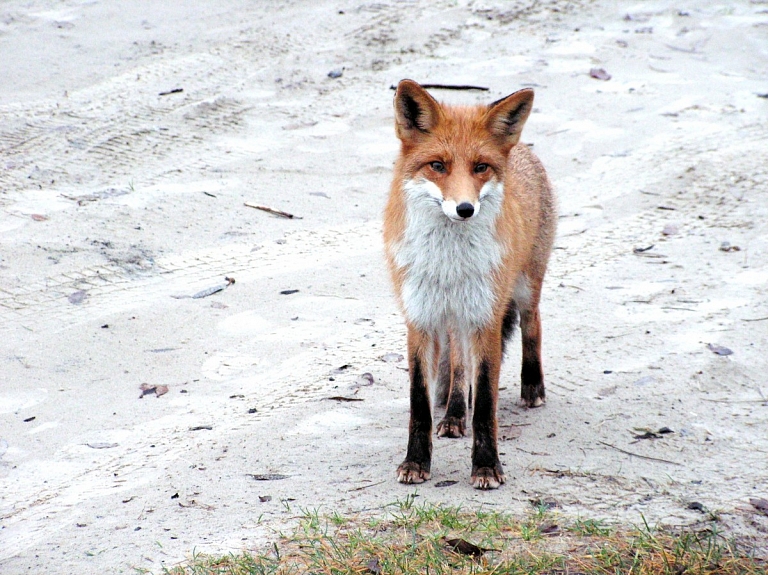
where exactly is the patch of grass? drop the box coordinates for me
[329,511,347,527]
[570,517,612,537]
[163,498,766,575]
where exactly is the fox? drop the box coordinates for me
[383,79,557,489]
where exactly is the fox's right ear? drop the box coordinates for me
[486,88,535,148]
[393,79,441,140]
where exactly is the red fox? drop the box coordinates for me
[383,80,556,489]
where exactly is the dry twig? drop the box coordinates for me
[598,440,681,466]
[244,202,302,219]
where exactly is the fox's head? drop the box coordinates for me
[393,79,534,222]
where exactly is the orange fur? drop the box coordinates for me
[383,80,556,489]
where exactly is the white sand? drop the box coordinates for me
[1,0,767,571]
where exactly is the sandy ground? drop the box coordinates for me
[1,0,767,572]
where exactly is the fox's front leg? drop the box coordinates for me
[470,328,505,490]
[397,327,434,484]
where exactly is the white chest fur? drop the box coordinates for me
[392,179,505,333]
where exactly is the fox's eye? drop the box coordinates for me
[430,161,446,173]
[474,163,489,174]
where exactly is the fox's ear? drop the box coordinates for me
[486,88,534,147]
[393,79,441,140]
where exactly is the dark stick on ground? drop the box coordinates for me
[347,480,387,492]
[244,202,302,219]
[389,83,489,91]
[598,440,682,465]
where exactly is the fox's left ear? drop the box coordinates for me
[393,79,442,141]
[486,89,534,147]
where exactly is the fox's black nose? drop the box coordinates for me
[456,202,475,218]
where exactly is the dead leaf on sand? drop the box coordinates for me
[68,290,88,304]
[192,277,235,299]
[749,498,768,516]
[352,373,374,387]
[179,499,215,511]
[540,523,561,536]
[365,558,382,574]
[443,538,498,557]
[172,277,235,299]
[139,383,155,397]
[139,383,169,398]
[632,427,674,441]
[530,497,561,510]
[707,343,733,356]
[248,473,289,481]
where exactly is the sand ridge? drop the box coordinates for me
[1,0,767,572]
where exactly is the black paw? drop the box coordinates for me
[397,461,431,484]
[521,382,545,408]
[436,416,466,438]
[470,464,505,490]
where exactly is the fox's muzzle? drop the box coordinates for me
[442,199,478,221]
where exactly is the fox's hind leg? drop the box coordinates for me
[501,298,519,355]
[436,331,469,438]
[518,277,546,408]
[434,334,451,409]
[397,327,435,484]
